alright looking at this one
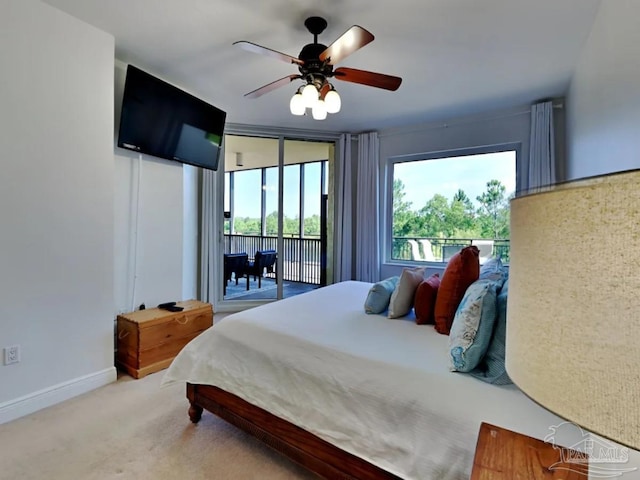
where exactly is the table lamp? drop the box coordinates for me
[506,169,640,451]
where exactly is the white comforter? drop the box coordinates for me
[163,281,580,479]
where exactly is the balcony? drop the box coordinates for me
[224,234,322,288]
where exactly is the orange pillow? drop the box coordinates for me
[414,274,440,325]
[433,246,480,335]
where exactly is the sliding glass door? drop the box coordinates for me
[221,134,334,304]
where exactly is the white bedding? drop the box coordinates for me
[163,281,581,479]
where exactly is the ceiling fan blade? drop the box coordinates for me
[334,67,402,91]
[319,83,331,100]
[319,26,374,65]
[244,74,302,99]
[233,41,304,66]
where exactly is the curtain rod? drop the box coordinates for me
[379,101,564,138]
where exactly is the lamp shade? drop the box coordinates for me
[506,169,640,450]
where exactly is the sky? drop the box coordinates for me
[228,151,516,219]
[228,162,324,218]
[393,151,516,211]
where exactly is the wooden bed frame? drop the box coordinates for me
[187,383,402,480]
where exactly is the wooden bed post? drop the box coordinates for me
[186,383,203,423]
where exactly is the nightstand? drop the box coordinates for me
[471,422,588,479]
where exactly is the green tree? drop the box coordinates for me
[265,211,278,236]
[392,179,419,237]
[233,217,261,235]
[304,214,321,237]
[448,189,476,236]
[476,180,509,238]
[418,194,450,237]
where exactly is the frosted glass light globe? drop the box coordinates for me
[302,84,318,108]
[312,99,327,120]
[289,93,305,115]
[324,89,341,114]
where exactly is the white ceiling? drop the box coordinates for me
[43,0,601,133]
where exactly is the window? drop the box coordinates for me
[387,147,517,264]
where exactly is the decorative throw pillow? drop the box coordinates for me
[388,267,426,318]
[433,246,480,335]
[448,279,498,372]
[479,257,507,288]
[414,274,440,325]
[364,276,400,314]
[469,278,512,385]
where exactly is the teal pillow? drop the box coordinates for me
[364,276,400,314]
[469,278,512,385]
[449,279,498,372]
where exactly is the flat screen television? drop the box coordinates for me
[118,65,226,171]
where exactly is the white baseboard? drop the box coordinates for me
[0,366,117,424]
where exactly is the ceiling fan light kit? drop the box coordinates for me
[233,16,402,120]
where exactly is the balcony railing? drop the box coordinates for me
[224,234,509,287]
[224,234,321,285]
[393,237,510,263]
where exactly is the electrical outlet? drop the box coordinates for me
[4,345,20,365]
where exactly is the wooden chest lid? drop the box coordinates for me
[117,300,212,327]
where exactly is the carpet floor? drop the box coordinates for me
[0,371,319,480]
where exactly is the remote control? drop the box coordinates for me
[159,304,183,312]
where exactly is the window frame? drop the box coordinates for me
[382,142,521,266]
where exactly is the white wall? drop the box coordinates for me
[566,0,640,179]
[0,0,115,414]
[113,61,199,314]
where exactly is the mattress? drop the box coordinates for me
[163,281,582,479]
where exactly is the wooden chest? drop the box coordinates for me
[116,300,213,379]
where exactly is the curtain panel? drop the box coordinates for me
[334,133,353,282]
[200,169,215,303]
[355,132,380,283]
[524,100,557,193]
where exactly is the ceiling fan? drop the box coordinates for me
[233,16,402,119]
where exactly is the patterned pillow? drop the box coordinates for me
[448,279,499,372]
[433,246,480,334]
[469,278,512,385]
[388,267,426,318]
[414,274,440,325]
[364,276,400,314]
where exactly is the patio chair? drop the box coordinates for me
[419,239,436,261]
[223,252,248,295]
[471,239,495,265]
[407,239,424,261]
[246,249,277,290]
[442,245,463,262]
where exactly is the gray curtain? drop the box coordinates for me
[525,100,557,193]
[334,133,353,282]
[199,169,215,302]
[355,132,380,283]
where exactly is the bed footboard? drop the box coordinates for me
[186,383,401,480]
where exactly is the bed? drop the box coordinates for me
[162,281,578,479]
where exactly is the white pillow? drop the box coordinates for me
[388,267,426,318]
